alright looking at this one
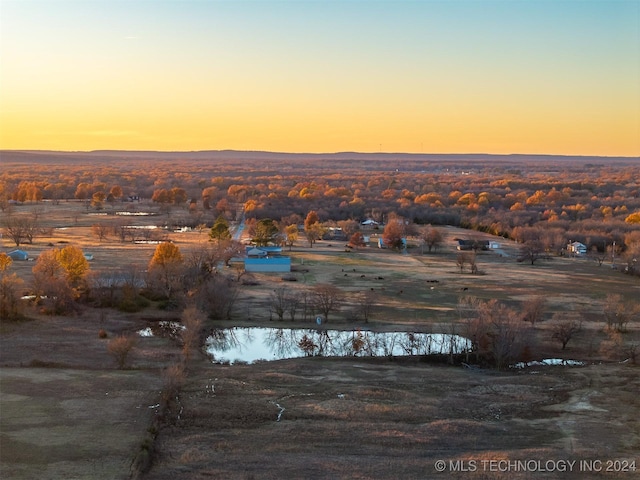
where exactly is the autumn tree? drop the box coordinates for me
[91,191,105,209]
[32,246,89,314]
[110,185,123,199]
[283,224,298,251]
[148,242,184,299]
[0,253,11,273]
[304,211,322,248]
[349,232,366,248]
[382,218,406,250]
[0,253,24,321]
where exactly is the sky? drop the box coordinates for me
[0,0,638,156]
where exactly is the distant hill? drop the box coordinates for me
[0,149,637,165]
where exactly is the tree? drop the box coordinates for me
[313,284,341,323]
[0,253,12,273]
[0,273,24,320]
[270,287,289,321]
[32,257,76,315]
[521,296,546,325]
[518,238,546,265]
[603,293,638,332]
[194,275,239,320]
[421,227,443,253]
[91,191,105,209]
[170,187,188,205]
[32,246,89,314]
[349,232,366,248]
[304,211,322,248]
[92,223,110,242]
[358,289,376,323]
[382,219,405,251]
[1,254,24,321]
[148,242,184,299]
[460,297,532,369]
[551,313,582,350]
[107,335,137,369]
[2,214,36,246]
[209,215,231,243]
[283,224,298,251]
[181,306,204,362]
[57,245,90,287]
[110,185,123,199]
[252,218,279,246]
[456,252,468,273]
[304,222,324,248]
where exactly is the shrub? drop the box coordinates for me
[107,335,137,369]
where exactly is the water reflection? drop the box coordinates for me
[205,327,471,364]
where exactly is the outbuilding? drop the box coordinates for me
[7,249,28,261]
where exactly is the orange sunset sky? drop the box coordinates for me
[0,0,638,156]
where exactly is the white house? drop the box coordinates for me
[567,241,587,255]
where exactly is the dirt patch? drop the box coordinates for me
[0,310,178,480]
[146,358,639,479]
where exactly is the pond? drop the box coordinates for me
[204,327,472,364]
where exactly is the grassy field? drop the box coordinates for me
[1,201,639,479]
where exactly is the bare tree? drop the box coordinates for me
[194,275,239,320]
[456,252,468,273]
[92,223,110,242]
[270,287,289,321]
[521,295,546,325]
[550,313,582,350]
[107,335,137,369]
[518,238,546,265]
[181,306,204,362]
[358,289,376,323]
[603,293,638,332]
[460,296,532,369]
[2,214,34,246]
[313,283,342,323]
[421,226,443,253]
[0,273,24,321]
[286,292,301,322]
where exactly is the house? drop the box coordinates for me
[361,219,380,230]
[567,241,587,255]
[455,239,490,251]
[245,246,282,256]
[323,227,347,241]
[244,245,290,272]
[7,249,28,261]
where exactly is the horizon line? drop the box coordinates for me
[2,148,639,159]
